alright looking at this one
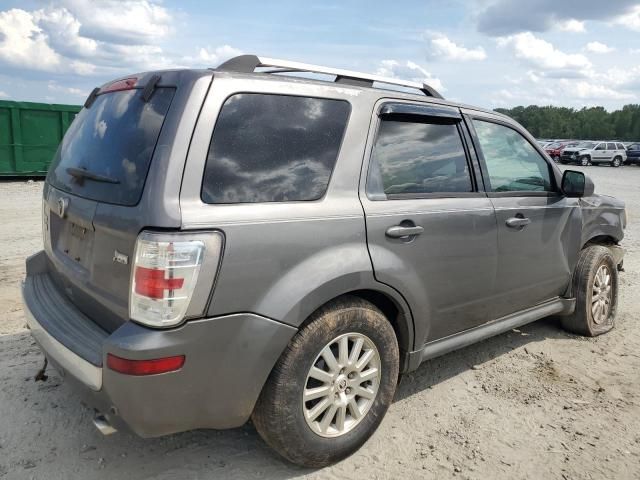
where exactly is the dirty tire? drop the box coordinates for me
[252,296,399,468]
[561,245,618,336]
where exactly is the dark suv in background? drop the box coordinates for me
[626,143,640,165]
[23,55,626,467]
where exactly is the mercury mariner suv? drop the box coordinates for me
[23,55,626,467]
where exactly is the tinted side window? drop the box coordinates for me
[595,143,606,150]
[367,118,472,199]
[472,120,553,193]
[617,143,625,150]
[607,143,616,150]
[202,94,350,204]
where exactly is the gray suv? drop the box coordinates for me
[23,55,626,467]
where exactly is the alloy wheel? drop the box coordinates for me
[591,264,612,325]
[303,332,381,438]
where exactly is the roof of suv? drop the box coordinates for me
[207,54,512,123]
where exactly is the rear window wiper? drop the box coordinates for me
[66,167,120,184]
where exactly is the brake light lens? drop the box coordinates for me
[130,232,206,328]
[100,77,138,94]
[134,267,185,299]
[107,353,185,375]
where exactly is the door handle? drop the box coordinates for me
[385,225,424,238]
[505,216,531,229]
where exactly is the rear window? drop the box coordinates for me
[47,87,174,206]
[201,93,350,204]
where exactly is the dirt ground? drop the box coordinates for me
[0,165,639,480]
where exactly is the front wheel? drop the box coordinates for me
[553,155,560,163]
[561,246,618,336]
[252,296,399,467]
[580,156,590,166]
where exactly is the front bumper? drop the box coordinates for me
[610,245,625,269]
[23,251,297,437]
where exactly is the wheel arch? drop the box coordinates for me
[297,288,415,372]
[583,234,618,249]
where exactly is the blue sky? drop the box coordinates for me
[0,0,639,109]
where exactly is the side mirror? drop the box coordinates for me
[561,170,594,197]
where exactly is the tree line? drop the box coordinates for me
[494,104,640,141]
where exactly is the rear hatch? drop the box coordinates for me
[42,73,187,332]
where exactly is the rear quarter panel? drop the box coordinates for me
[179,75,413,338]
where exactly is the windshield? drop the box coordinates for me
[47,87,174,206]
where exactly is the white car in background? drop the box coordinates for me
[560,141,627,167]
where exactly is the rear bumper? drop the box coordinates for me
[23,250,297,437]
[23,289,103,390]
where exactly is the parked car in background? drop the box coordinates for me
[545,141,573,162]
[560,141,627,167]
[625,143,640,165]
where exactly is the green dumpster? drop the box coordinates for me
[0,100,82,176]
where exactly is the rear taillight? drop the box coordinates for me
[130,231,222,328]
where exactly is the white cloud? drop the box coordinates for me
[613,5,640,31]
[34,7,97,58]
[376,59,445,92]
[47,81,87,97]
[427,33,487,61]
[59,0,173,44]
[0,9,62,72]
[189,45,243,66]
[0,3,243,78]
[585,41,614,54]
[0,90,8,98]
[559,80,634,100]
[557,19,586,33]
[497,32,591,71]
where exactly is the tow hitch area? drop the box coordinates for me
[34,358,48,382]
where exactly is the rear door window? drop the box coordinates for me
[607,143,616,150]
[367,118,473,199]
[201,94,350,204]
[47,87,175,206]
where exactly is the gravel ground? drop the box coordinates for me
[0,165,639,480]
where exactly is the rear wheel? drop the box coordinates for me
[252,296,399,467]
[561,246,618,336]
[611,156,622,167]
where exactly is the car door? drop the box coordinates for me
[465,113,582,320]
[607,143,618,163]
[593,143,607,163]
[360,102,498,345]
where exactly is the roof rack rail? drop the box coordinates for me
[215,54,444,99]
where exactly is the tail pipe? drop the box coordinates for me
[93,413,117,436]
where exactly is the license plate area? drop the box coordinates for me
[50,214,95,269]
